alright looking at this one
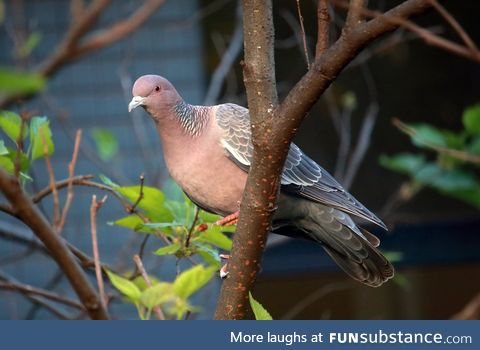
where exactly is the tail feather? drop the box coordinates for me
[299,205,394,287]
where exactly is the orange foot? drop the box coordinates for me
[216,211,239,226]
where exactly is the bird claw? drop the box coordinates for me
[216,211,239,226]
[219,254,230,278]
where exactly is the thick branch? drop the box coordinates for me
[214,0,278,320]
[215,0,433,320]
[0,169,109,320]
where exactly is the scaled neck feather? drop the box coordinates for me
[173,100,210,137]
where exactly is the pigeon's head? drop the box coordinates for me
[128,75,181,120]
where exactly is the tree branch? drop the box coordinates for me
[0,169,109,319]
[215,0,433,320]
[315,0,330,58]
[214,0,278,320]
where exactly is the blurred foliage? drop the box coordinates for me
[0,111,54,181]
[91,128,118,162]
[380,104,480,209]
[0,68,45,95]
[14,31,42,59]
[101,175,236,319]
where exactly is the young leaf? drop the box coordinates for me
[0,111,27,142]
[249,292,273,320]
[192,242,221,267]
[198,210,221,223]
[194,225,233,250]
[173,265,216,299]
[154,243,181,256]
[30,116,54,160]
[111,215,156,234]
[140,282,173,309]
[0,140,8,155]
[116,185,174,222]
[462,104,480,135]
[99,174,119,187]
[0,155,14,173]
[468,136,480,154]
[106,270,141,301]
[91,128,118,161]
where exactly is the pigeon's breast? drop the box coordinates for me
[163,127,248,216]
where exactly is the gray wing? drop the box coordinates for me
[214,103,386,229]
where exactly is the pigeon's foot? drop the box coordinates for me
[219,254,230,279]
[216,211,239,226]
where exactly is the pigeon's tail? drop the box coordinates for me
[295,202,394,287]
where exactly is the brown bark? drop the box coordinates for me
[214,0,433,320]
[0,169,109,320]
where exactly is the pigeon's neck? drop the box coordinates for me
[172,100,210,137]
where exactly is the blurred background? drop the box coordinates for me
[0,0,479,319]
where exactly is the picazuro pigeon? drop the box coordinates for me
[128,75,394,287]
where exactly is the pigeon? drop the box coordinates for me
[128,75,394,287]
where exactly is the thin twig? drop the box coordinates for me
[0,169,109,319]
[315,0,330,58]
[90,194,108,310]
[185,207,199,249]
[40,128,61,231]
[0,280,84,310]
[428,0,478,52]
[57,129,82,234]
[129,173,145,214]
[331,0,480,64]
[295,0,311,69]
[133,255,165,320]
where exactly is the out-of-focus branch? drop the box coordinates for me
[133,254,165,320]
[90,194,108,310]
[0,0,165,108]
[345,0,366,29]
[0,168,109,320]
[295,0,311,68]
[204,3,244,105]
[316,0,330,58]
[57,129,82,234]
[452,292,480,320]
[331,0,480,64]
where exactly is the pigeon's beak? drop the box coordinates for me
[128,96,146,112]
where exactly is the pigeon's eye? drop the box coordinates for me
[155,86,160,92]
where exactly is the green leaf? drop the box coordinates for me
[0,68,45,94]
[0,140,8,155]
[462,104,480,134]
[192,242,221,267]
[468,136,480,154]
[154,243,181,256]
[383,251,404,263]
[414,163,442,184]
[173,265,216,299]
[401,123,447,148]
[249,292,273,320]
[0,155,13,173]
[111,215,156,234]
[432,169,478,192]
[140,282,173,309]
[99,174,118,187]
[30,116,54,160]
[379,153,425,176]
[91,128,118,161]
[106,270,141,301]
[198,210,221,223]
[0,111,28,142]
[448,187,480,208]
[194,225,233,250]
[15,31,42,59]
[117,185,173,222]
[162,179,184,202]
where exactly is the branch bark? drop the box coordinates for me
[0,169,109,319]
[214,0,433,320]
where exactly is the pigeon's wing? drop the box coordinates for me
[214,103,386,229]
